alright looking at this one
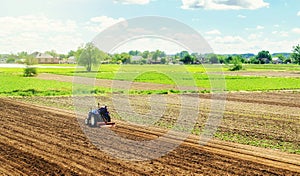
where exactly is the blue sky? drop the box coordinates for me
[0,0,299,54]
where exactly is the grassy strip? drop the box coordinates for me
[0,73,71,96]
[156,121,299,154]
[0,73,114,96]
[214,132,299,154]
[224,76,300,91]
[242,64,300,71]
[0,73,210,96]
[2,65,300,92]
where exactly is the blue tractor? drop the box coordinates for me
[85,104,115,127]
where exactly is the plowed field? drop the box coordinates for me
[0,98,299,175]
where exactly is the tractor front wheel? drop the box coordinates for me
[84,118,89,125]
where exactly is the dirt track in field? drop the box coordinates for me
[0,98,299,175]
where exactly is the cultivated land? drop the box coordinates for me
[0,64,300,175]
[0,98,299,175]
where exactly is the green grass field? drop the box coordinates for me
[0,73,71,96]
[0,73,115,96]
[242,64,300,71]
[1,64,300,96]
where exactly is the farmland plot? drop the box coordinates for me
[15,91,300,154]
[0,98,299,175]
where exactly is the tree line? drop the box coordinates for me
[1,43,300,72]
[74,43,300,70]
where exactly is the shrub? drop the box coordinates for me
[24,67,37,77]
[229,58,243,71]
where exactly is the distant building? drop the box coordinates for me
[149,57,162,64]
[272,57,283,64]
[131,56,143,62]
[66,56,76,64]
[0,58,7,63]
[35,53,59,64]
[258,58,271,64]
[130,56,143,64]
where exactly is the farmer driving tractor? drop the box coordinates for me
[97,103,111,122]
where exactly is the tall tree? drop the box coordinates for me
[151,50,160,61]
[45,50,58,58]
[142,51,150,59]
[59,54,67,60]
[217,55,226,64]
[120,52,131,64]
[229,56,243,71]
[68,50,74,57]
[78,43,106,72]
[225,56,233,64]
[159,51,166,58]
[275,54,286,61]
[180,54,195,64]
[17,51,28,59]
[25,55,38,65]
[256,50,272,64]
[235,55,245,63]
[208,54,218,64]
[129,50,141,56]
[291,44,300,64]
[177,51,189,59]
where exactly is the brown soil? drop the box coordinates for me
[13,91,300,153]
[0,98,299,175]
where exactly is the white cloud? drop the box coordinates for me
[237,14,246,18]
[256,25,264,30]
[49,34,85,50]
[205,29,221,35]
[248,33,262,40]
[90,16,125,25]
[205,35,247,53]
[279,31,289,37]
[292,28,300,34]
[86,16,125,33]
[0,15,78,34]
[181,0,269,10]
[207,36,300,54]
[274,24,280,28]
[272,31,288,37]
[212,35,246,44]
[113,0,151,5]
[0,15,130,54]
[297,11,300,16]
[0,15,83,53]
[245,25,265,31]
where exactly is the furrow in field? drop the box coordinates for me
[0,117,147,175]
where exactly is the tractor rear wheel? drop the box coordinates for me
[90,115,98,127]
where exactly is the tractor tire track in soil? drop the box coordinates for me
[0,98,299,175]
